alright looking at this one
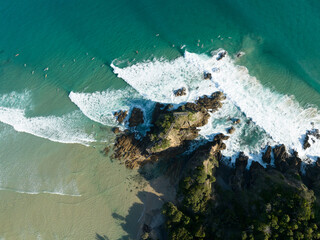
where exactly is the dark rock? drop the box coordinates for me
[113,110,128,124]
[273,145,288,162]
[102,146,110,155]
[236,52,245,58]
[262,146,272,164]
[112,127,120,134]
[250,161,264,171]
[195,92,225,111]
[235,152,248,171]
[129,108,144,127]
[293,150,299,158]
[113,133,149,169]
[317,157,320,168]
[233,118,241,124]
[287,156,301,171]
[174,87,187,97]
[303,135,311,149]
[273,145,289,172]
[216,51,227,61]
[227,126,235,134]
[303,129,320,149]
[204,72,212,80]
[143,224,151,233]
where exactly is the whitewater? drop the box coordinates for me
[0,50,319,162]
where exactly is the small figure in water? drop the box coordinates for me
[135,50,139,54]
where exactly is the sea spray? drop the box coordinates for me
[69,88,138,126]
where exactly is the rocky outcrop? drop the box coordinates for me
[303,129,320,149]
[262,146,272,164]
[113,133,151,168]
[173,87,186,97]
[112,92,226,168]
[113,110,128,124]
[129,107,144,127]
[273,144,289,172]
[235,152,248,171]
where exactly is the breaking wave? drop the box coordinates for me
[111,50,320,160]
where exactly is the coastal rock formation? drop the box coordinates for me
[303,129,320,149]
[112,92,226,168]
[113,110,128,124]
[273,144,289,171]
[129,107,144,127]
[173,87,187,97]
[262,145,272,164]
[113,133,150,168]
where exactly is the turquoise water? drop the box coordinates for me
[1,0,320,238]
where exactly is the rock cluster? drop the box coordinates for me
[129,107,144,127]
[113,110,128,124]
[173,87,186,97]
[303,129,320,149]
[112,92,226,168]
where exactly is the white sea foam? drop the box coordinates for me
[0,187,81,197]
[0,90,32,109]
[69,88,138,126]
[112,50,320,161]
[0,90,97,145]
[111,55,219,104]
[0,107,95,145]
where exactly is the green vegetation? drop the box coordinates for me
[151,139,171,151]
[210,180,319,240]
[163,159,320,240]
[155,113,175,136]
[162,159,216,240]
[188,112,197,122]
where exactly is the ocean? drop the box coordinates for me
[1,0,320,239]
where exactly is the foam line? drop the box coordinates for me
[0,107,95,145]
